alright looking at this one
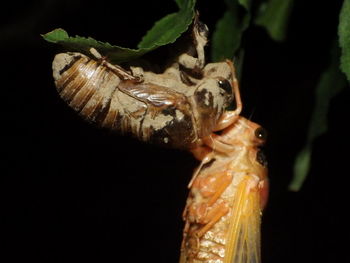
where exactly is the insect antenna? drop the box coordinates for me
[248,107,256,121]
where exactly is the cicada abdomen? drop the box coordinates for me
[180,60,268,263]
[52,50,234,149]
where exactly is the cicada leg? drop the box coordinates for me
[183,198,231,259]
[191,140,212,161]
[187,169,233,224]
[195,202,230,238]
[183,170,232,256]
[177,13,208,72]
[188,150,215,188]
[89,48,142,82]
[213,60,242,132]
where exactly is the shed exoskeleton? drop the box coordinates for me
[52,18,235,149]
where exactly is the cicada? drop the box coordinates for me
[51,18,234,149]
[180,61,269,263]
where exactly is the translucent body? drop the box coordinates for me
[180,117,268,263]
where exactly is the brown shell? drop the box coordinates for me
[52,52,233,149]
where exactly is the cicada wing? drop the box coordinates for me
[224,178,262,263]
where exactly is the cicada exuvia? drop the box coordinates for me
[180,61,268,263]
[51,18,235,149]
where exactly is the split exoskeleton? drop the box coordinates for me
[179,61,269,263]
[52,17,235,149]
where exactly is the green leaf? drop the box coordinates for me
[291,147,312,191]
[255,0,294,41]
[43,28,68,43]
[42,28,148,63]
[42,0,196,63]
[238,0,252,10]
[175,0,192,9]
[339,0,350,82]
[290,43,347,191]
[211,0,251,62]
[138,0,196,49]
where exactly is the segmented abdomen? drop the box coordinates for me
[181,167,262,263]
[183,218,231,262]
[52,53,197,148]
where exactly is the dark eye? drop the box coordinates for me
[254,127,267,141]
[217,79,232,94]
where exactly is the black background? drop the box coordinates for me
[1,0,348,262]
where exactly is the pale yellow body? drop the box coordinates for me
[180,117,268,263]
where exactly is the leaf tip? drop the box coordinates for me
[289,147,311,191]
[42,28,69,43]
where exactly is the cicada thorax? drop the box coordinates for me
[180,117,268,263]
[52,52,234,149]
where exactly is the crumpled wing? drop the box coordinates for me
[224,178,262,263]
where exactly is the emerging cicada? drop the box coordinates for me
[180,61,268,263]
[52,18,234,149]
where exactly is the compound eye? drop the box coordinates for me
[255,127,267,141]
[217,79,232,94]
